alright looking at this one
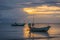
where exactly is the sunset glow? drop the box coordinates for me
[23,5,60,14]
[48,28,57,34]
[23,8,35,14]
[23,24,30,38]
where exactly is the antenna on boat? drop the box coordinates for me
[32,14,34,27]
[31,13,34,28]
[33,13,34,28]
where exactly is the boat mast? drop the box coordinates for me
[33,13,34,27]
[31,13,34,27]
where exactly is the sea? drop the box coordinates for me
[0,23,60,40]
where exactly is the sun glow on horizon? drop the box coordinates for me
[23,8,35,14]
[23,5,60,14]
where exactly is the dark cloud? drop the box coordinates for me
[0,5,13,10]
[20,1,60,8]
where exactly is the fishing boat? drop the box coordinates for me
[28,15,51,32]
[29,26,51,32]
[11,23,25,26]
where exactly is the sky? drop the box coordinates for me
[0,0,60,23]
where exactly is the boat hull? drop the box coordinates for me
[29,26,51,32]
[11,23,25,26]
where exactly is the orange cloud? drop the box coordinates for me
[23,5,60,15]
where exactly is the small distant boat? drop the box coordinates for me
[11,23,25,26]
[29,26,51,32]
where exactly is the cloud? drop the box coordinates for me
[0,5,13,10]
[23,5,60,15]
[0,0,60,23]
[23,4,60,23]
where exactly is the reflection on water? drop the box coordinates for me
[23,24,50,40]
[0,23,60,40]
[23,24,60,40]
[23,24,30,38]
[48,27,57,34]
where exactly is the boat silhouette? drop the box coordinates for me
[29,26,51,32]
[11,23,25,26]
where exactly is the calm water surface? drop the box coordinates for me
[0,23,60,40]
